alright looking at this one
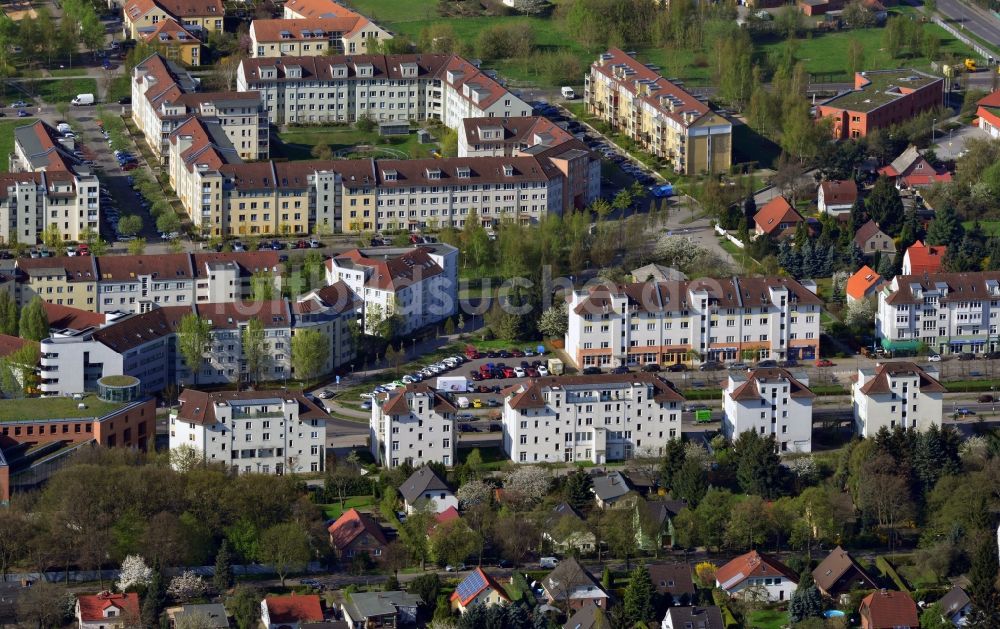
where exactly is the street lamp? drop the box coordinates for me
[932,118,937,143]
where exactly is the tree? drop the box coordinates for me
[925,204,965,247]
[17,581,71,629]
[168,571,208,603]
[117,554,152,592]
[0,508,29,582]
[846,38,865,78]
[622,565,655,626]
[733,431,782,498]
[127,238,147,255]
[259,522,311,587]
[502,466,551,509]
[214,540,235,592]
[672,458,708,506]
[241,318,268,386]
[789,569,824,622]
[456,480,493,508]
[156,211,181,236]
[968,534,1000,623]
[18,296,48,342]
[409,573,441,608]
[659,438,686,490]
[225,586,262,629]
[564,469,594,512]
[118,214,143,238]
[538,302,568,339]
[724,496,771,550]
[291,329,330,382]
[310,143,333,160]
[250,269,274,301]
[865,176,904,236]
[844,297,877,332]
[429,519,479,567]
[177,313,212,385]
[495,514,537,566]
[0,290,17,335]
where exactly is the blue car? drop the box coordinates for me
[17,110,29,117]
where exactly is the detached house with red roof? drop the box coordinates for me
[327,243,458,336]
[853,362,945,437]
[716,550,798,602]
[859,590,919,629]
[327,508,389,563]
[370,385,458,469]
[976,90,1000,139]
[817,180,858,215]
[753,196,805,240]
[879,145,952,189]
[76,592,140,629]
[261,593,324,629]
[902,240,946,275]
[722,367,815,453]
[450,568,511,613]
[846,266,885,303]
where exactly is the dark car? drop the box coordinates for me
[582,366,602,375]
[959,353,975,361]
[611,366,631,374]
[985,351,1000,360]
[487,398,501,407]
[641,364,661,372]
[779,359,799,368]
[667,363,687,372]
[699,361,723,371]
[756,359,778,368]
[118,96,132,105]
[978,394,994,403]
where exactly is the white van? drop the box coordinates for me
[540,557,559,569]
[456,396,471,409]
[561,86,575,99]
[71,93,95,106]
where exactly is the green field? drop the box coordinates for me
[46,68,89,77]
[274,125,439,160]
[106,75,132,103]
[748,609,788,629]
[24,78,99,106]
[0,118,36,169]
[963,220,1000,235]
[319,495,375,520]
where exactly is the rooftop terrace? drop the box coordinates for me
[0,395,124,423]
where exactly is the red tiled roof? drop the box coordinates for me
[43,302,107,331]
[819,179,857,206]
[251,16,367,41]
[727,368,815,401]
[854,220,887,248]
[333,247,444,292]
[327,508,388,550]
[449,568,511,607]
[95,253,193,281]
[857,361,946,395]
[505,373,685,410]
[846,265,882,301]
[976,91,1000,132]
[140,16,201,44]
[194,300,290,329]
[379,384,458,415]
[283,0,360,19]
[903,241,946,274]
[191,251,283,277]
[263,593,324,624]
[125,0,223,21]
[461,116,574,149]
[754,196,803,236]
[77,592,140,622]
[434,506,460,524]
[860,590,918,629]
[715,550,798,591]
[175,388,329,425]
[0,334,32,358]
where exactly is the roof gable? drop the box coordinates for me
[327,508,388,550]
[399,466,451,503]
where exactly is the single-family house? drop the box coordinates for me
[563,602,610,629]
[544,502,597,554]
[811,546,878,600]
[976,90,1000,139]
[450,568,511,614]
[636,499,687,549]
[261,594,323,629]
[399,466,457,514]
[753,196,805,240]
[340,591,420,629]
[76,592,140,629]
[327,508,388,563]
[859,590,919,629]
[879,146,952,188]
[715,550,798,602]
[591,471,632,509]
[854,220,895,256]
[165,604,230,629]
[902,240,946,275]
[542,557,609,611]
[662,606,726,629]
[937,585,972,627]
[648,563,696,605]
[817,180,858,215]
[846,266,884,302]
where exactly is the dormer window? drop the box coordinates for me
[502,164,514,176]
[383,169,397,182]
[426,168,441,180]
[456,167,470,178]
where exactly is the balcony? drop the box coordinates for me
[232,410,284,420]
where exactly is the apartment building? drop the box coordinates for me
[132,53,268,162]
[852,362,945,437]
[122,0,224,40]
[458,116,574,157]
[564,277,822,369]
[370,384,458,468]
[876,271,1000,355]
[16,256,98,309]
[139,18,202,67]
[585,48,732,175]
[237,53,531,128]
[816,70,944,139]
[326,243,457,336]
[722,367,815,453]
[170,388,328,474]
[501,374,685,465]
[250,16,392,58]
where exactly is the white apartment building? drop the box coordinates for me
[326,243,458,336]
[722,367,815,453]
[237,53,531,127]
[170,388,328,474]
[370,384,457,469]
[852,361,945,438]
[876,272,1000,356]
[249,16,392,58]
[132,53,268,162]
[565,277,822,369]
[501,374,685,465]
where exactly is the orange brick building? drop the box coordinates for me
[816,70,944,140]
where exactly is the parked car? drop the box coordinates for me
[958,353,975,361]
[815,359,835,367]
[699,361,723,371]
[978,394,994,403]
[728,362,749,371]
[641,363,661,372]
[445,563,467,572]
[684,403,709,412]
[779,359,798,368]
[927,353,942,362]
[611,366,630,374]
[756,359,778,368]
[955,408,976,416]
[300,578,324,590]
[582,366,602,375]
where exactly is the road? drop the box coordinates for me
[936,0,1000,55]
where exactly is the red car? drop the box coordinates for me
[121,162,139,171]
[815,359,835,367]
[502,368,516,378]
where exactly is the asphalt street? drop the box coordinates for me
[936,0,1000,53]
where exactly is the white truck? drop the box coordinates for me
[437,376,469,393]
[71,93,95,106]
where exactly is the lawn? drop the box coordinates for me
[24,78,99,106]
[963,220,1000,235]
[274,125,439,160]
[47,68,89,77]
[0,118,36,168]
[106,75,132,103]
[319,495,375,520]
[0,394,123,422]
[748,609,788,629]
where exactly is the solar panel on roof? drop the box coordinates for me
[455,570,487,602]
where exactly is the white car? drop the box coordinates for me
[927,353,941,362]
[318,389,333,399]
[514,367,525,378]
[537,366,549,377]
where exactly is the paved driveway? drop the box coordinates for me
[933,124,988,161]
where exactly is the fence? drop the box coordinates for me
[931,15,996,60]
[713,223,746,249]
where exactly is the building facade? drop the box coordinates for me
[370,384,457,469]
[585,48,732,175]
[250,16,392,58]
[169,388,328,474]
[501,374,684,465]
[875,272,1000,354]
[722,367,815,453]
[817,70,944,139]
[122,0,224,40]
[564,277,822,368]
[139,17,202,66]
[852,362,945,438]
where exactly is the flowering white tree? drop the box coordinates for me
[167,571,207,602]
[538,302,568,339]
[456,480,492,508]
[116,555,152,592]
[502,466,551,508]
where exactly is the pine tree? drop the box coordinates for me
[213,540,234,592]
[622,566,655,626]
[800,241,816,278]
[789,570,824,621]
[967,535,1000,623]
[141,559,165,628]
[659,438,686,491]
[506,603,532,629]
[734,431,782,498]
[866,176,904,236]
[823,244,837,277]
[925,204,964,247]
[564,469,593,513]
[673,458,708,506]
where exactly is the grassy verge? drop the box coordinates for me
[106,75,131,103]
[0,118,36,165]
[944,379,1000,393]
[25,78,98,105]
[748,609,788,629]
[318,495,375,520]
[962,220,1000,235]
[274,124,439,160]
[47,67,89,77]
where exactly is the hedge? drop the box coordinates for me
[875,556,910,593]
[711,588,740,628]
[943,379,1000,393]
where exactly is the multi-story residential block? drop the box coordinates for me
[13,120,83,173]
[237,53,531,128]
[122,0,224,41]
[585,48,732,175]
[852,361,945,437]
[284,0,368,19]
[564,277,822,369]
[132,53,268,162]
[722,367,815,453]
[139,18,202,66]
[250,16,392,58]
[458,116,573,157]
[38,288,358,396]
[501,374,685,465]
[14,252,283,312]
[816,70,943,139]
[370,384,457,468]
[0,379,154,503]
[326,243,457,336]
[169,388,329,474]
[875,272,1000,354]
